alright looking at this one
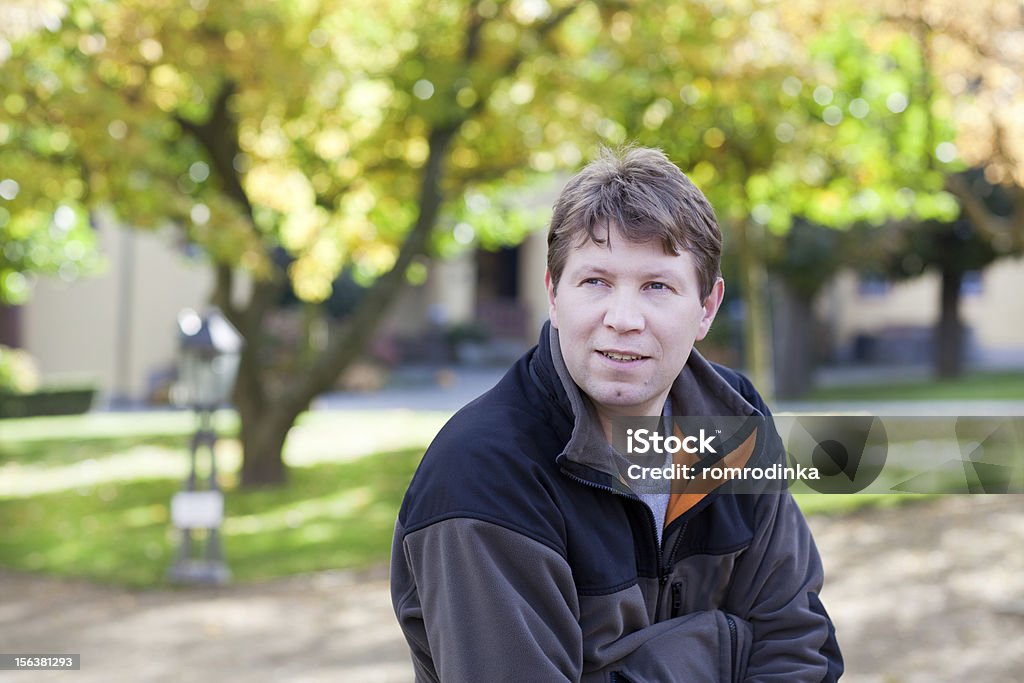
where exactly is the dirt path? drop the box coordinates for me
[1,496,1022,682]
[811,495,1024,683]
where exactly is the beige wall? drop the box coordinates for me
[428,251,476,325]
[819,257,1024,353]
[818,270,939,345]
[24,218,212,401]
[963,257,1024,349]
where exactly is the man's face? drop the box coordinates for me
[546,228,724,424]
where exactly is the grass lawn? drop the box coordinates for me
[793,492,935,516]
[0,409,448,587]
[0,408,943,588]
[807,371,1024,402]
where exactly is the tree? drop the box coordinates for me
[0,3,102,314]
[877,0,1024,243]
[559,2,962,395]
[853,0,1024,377]
[2,0,1008,486]
[0,0,592,486]
[856,169,1018,377]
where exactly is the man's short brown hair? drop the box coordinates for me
[546,146,722,300]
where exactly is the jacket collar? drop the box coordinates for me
[530,320,763,488]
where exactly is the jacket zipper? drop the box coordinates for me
[670,581,683,619]
[725,613,738,680]
[658,519,688,620]
[565,475,738,676]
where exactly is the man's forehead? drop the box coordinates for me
[563,239,697,275]
[565,231,686,258]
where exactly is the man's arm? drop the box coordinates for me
[715,367,843,682]
[393,517,582,681]
[725,491,843,682]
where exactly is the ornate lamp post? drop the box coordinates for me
[167,307,242,585]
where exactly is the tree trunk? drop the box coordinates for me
[771,278,815,400]
[233,349,305,487]
[230,336,294,486]
[0,303,21,347]
[936,267,965,378]
[736,220,775,399]
[238,406,294,487]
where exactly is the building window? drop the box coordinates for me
[857,274,891,297]
[960,270,982,296]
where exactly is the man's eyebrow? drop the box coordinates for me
[570,265,614,278]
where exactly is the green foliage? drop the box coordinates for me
[766,221,848,300]
[0,199,100,304]
[579,3,962,237]
[0,0,972,307]
[857,169,1020,283]
[0,0,575,303]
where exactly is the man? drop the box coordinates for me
[391,147,843,682]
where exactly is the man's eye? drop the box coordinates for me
[582,278,605,286]
[646,282,671,291]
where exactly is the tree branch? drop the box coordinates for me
[945,173,1023,250]
[461,1,584,120]
[285,125,459,413]
[175,80,254,220]
[276,1,588,414]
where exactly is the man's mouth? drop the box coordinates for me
[599,350,647,362]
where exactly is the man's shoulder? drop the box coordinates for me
[424,389,563,475]
[433,358,562,449]
[400,356,569,510]
[397,368,571,544]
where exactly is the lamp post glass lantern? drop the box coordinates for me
[175,308,242,409]
[168,307,242,585]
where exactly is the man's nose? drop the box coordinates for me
[603,291,645,332]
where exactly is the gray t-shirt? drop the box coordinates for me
[635,399,673,547]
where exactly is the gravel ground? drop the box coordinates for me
[1,495,1022,682]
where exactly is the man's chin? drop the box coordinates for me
[585,388,660,416]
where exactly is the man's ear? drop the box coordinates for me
[545,270,559,329]
[696,277,725,341]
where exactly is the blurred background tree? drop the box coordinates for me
[830,0,1024,381]
[854,168,1019,378]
